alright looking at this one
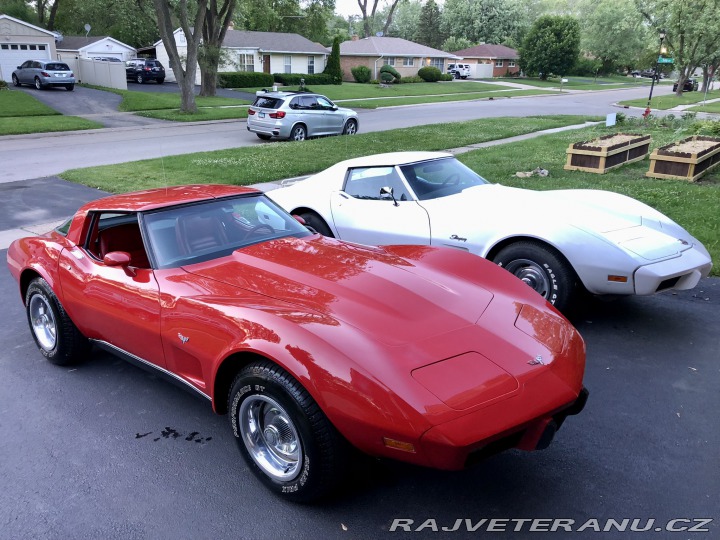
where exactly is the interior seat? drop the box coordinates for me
[98,223,150,268]
[176,213,228,255]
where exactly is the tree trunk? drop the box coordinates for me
[198,0,237,97]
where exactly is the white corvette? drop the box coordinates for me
[268,151,712,311]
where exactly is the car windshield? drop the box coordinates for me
[45,63,70,70]
[142,194,311,268]
[400,157,489,200]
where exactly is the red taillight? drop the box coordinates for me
[248,109,256,115]
[144,66,151,71]
[269,111,286,119]
[69,72,74,77]
[41,71,50,77]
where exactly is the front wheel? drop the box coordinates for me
[297,211,333,237]
[342,119,358,135]
[25,278,89,365]
[12,74,20,87]
[492,241,576,313]
[228,361,348,502]
[290,124,307,141]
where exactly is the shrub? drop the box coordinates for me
[273,73,336,86]
[218,72,274,88]
[398,75,424,84]
[351,65,372,83]
[417,66,442,82]
[440,73,454,81]
[379,64,401,82]
[323,37,343,84]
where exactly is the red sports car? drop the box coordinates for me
[7,185,588,502]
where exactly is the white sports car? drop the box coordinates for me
[268,152,712,311]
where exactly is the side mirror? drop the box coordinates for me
[380,186,399,206]
[292,214,307,225]
[103,251,136,276]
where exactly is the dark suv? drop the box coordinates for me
[126,59,165,84]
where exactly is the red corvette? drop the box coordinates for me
[7,185,588,502]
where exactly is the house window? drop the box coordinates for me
[384,57,395,66]
[237,54,254,72]
[509,61,516,68]
[284,55,292,74]
[20,45,28,50]
[429,58,443,70]
[308,56,315,74]
[10,45,18,50]
[403,57,414,67]
[39,45,45,50]
[495,60,503,67]
[29,45,36,50]
[1,45,7,50]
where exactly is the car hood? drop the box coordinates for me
[424,185,686,260]
[181,236,493,346]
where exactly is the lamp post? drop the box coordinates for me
[644,29,667,117]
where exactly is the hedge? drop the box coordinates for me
[351,65,372,83]
[273,73,338,85]
[418,66,442,82]
[218,72,274,88]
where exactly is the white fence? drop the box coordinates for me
[472,64,494,79]
[63,58,127,90]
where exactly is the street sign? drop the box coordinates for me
[658,57,674,64]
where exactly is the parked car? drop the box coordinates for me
[447,63,471,79]
[7,184,588,502]
[247,90,358,141]
[629,70,641,78]
[268,152,713,313]
[11,60,75,91]
[673,78,699,92]
[125,58,165,84]
[640,68,663,79]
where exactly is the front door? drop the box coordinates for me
[263,55,270,74]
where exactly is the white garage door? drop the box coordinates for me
[0,43,51,82]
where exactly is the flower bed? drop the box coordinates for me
[564,133,651,174]
[646,136,720,182]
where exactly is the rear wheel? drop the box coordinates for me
[136,74,144,84]
[157,78,164,84]
[228,361,349,502]
[12,74,20,87]
[492,241,576,313]
[297,211,333,237]
[290,125,307,141]
[34,77,44,90]
[65,84,74,91]
[343,119,358,136]
[25,278,89,365]
[256,134,272,140]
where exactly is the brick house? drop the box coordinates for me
[340,36,458,81]
[451,44,520,78]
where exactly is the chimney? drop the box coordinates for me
[351,34,359,41]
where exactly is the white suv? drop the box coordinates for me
[447,63,471,79]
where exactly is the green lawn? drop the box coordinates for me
[60,114,719,274]
[619,89,720,110]
[82,84,251,111]
[495,75,654,91]
[339,88,558,109]
[0,89,102,134]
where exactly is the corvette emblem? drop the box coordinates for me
[178,333,189,344]
[450,234,467,242]
[528,355,546,366]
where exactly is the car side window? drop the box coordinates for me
[317,96,334,109]
[21,61,32,68]
[86,212,151,269]
[344,167,412,201]
[300,96,318,109]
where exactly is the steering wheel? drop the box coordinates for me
[442,173,460,186]
[245,224,275,239]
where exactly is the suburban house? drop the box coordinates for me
[0,13,58,82]
[452,44,520,78]
[339,36,458,81]
[56,36,136,62]
[155,28,330,84]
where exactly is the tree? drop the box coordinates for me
[579,0,649,75]
[635,0,720,96]
[356,0,403,38]
[323,36,343,82]
[198,0,238,97]
[153,0,207,113]
[385,0,421,40]
[440,0,526,48]
[519,15,580,79]
[414,0,443,49]
[441,36,472,53]
[235,0,335,43]
[35,0,60,29]
[0,0,37,23]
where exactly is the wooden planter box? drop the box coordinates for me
[646,136,720,182]
[564,133,651,174]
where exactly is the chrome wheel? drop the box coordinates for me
[504,258,551,299]
[343,120,357,135]
[29,294,57,352]
[291,126,306,141]
[239,395,302,482]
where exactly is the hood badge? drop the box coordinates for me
[528,355,546,366]
[178,333,189,344]
[450,234,467,242]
